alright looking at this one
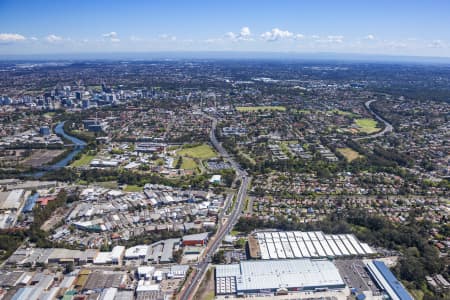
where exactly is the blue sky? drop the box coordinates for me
[1,0,449,57]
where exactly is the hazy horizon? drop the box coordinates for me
[2,51,450,65]
[1,0,450,58]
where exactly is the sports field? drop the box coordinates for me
[354,118,380,134]
[178,144,217,160]
[180,157,198,169]
[123,185,143,192]
[71,154,95,167]
[337,148,363,162]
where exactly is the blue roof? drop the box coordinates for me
[22,193,39,213]
[373,261,413,300]
[356,294,366,300]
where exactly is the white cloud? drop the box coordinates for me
[130,35,143,42]
[225,26,252,41]
[240,26,251,37]
[0,33,26,43]
[261,28,294,41]
[159,34,177,41]
[102,31,117,38]
[386,41,407,49]
[365,34,375,40]
[326,35,344,43]
[102,32,120,43]
[295,34,305,40]
[45,34,63,43]
[30,37,38,41]
[205,38,223,44]
[225,32,237,39]
[428,40,445,48]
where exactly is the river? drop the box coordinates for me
[32,121,87,178]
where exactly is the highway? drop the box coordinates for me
[354,99,393,140]
[179,115,250,300]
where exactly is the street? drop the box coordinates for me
[179,115,250,300]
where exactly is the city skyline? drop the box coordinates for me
[1,0,450,58]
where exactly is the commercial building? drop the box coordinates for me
[125,245,150,260]
[215,259,346,296]
[366,260,413,300]
[182,232,208,246]
[250,231,375,259]
[0,189,24,211]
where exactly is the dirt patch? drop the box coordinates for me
[22,149,65,168]
[41,206,68,231]
[194,267,215,300]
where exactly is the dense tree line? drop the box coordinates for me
[235,209,448,295]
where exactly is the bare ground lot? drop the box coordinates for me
[41,206,68,231]
[21,149,65,168]
[194,267,215,300]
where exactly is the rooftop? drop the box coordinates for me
[216,259,345,294]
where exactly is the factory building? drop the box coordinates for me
[249,231,375,260]
[366,260,413,300]
[215,259,346,296]
[182,232,209,246]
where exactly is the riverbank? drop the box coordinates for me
[31,121,87,178]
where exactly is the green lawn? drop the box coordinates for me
[178,144,217,160]
[95,181,118,189]
[328,109,358,117]
[230,230,240,236]
[236,106,286,112]
[180,157,198,170]
[337,148,363,162]
[124,185,143,192]
[71,154,95,167]
[354,118,381,134]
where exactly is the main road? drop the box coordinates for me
[354,99,393,140]
[179,115,250,300]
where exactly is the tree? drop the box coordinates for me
[212,250,226,264]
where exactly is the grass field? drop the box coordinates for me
[236,106,286,112]
[238,151,256,165]
[337,148,363,162]
[71,154,95,167]
[328,109,358,117]
[354,118,380,134]
[178,144,217,160]
[95,181,118,189]
[409,289,424,300]
[180,157,198,170]
[123,185,143,192]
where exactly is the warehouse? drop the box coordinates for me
[250,231,375,260]
[215,259,346,296]
[182,232,208,246]
[366,260,413,300]
[0,189,24,211]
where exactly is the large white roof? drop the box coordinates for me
[216,259,345,292]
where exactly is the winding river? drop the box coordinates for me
[32,121,87,178]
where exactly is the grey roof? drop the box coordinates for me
[216,259,345,293]
[160,238,180,263]
[182,232,208,241]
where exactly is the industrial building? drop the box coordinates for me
[215,259,346,296]
[0,189,26,229]
[182,232,209,246]
[366,260,413,300]
[249,231,375,259]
